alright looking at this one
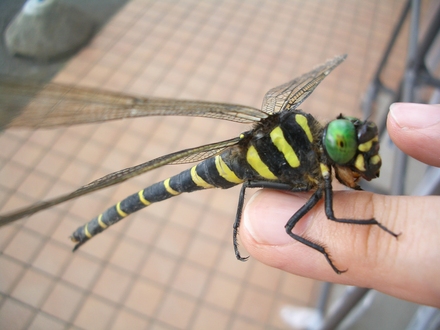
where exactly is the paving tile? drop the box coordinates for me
[3,229,45,263]
[191,305,229,330]
[0,255,26,294]
[203,275,241,311]
[235,286,274,323]
[247,261,282,292]
[91,266,132,303]
[156,291,197,329]
[124,278,164,317]
[110,309,149,330]
[10,268,53,308]
[61,253,103,290]
[32,241,72,276]
[140,250,178,285]
[73,295,117,330]
[41,281,84,322]
[155,222,192,258]
[229,318,261,330]
[0,299,35,330]
[185,234,222,268]
[279,273,319,306]
[170,263,209,298]
[108,239,145,273]
[27,313,66,330]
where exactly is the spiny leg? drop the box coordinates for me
[284,188,347,274]
[323,174,400,238]
[233,183,249,261]
[233,181,310,261]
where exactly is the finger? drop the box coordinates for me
[387,103,440,167]
[241,189,440,307]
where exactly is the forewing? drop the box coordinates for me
[261,54,347,114]
[0,136,240,225]
[0,77,267,129]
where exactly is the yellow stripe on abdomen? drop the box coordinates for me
[97,214,107,228]
[215,156,243,184]
[84,224,92,238]
[270,126,300,168]
[138,190,151,206]
[116,202,128,217]
[295,114,314,143]
[246,145,277,180]
[191,166,214,188]
[164,178,180,196]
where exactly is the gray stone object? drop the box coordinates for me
[4,0,95,61]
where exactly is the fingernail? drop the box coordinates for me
[243,191,312,245]
[389,103,440,129]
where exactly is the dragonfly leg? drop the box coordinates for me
[284,188,348,274]
[323,175,400,238]
[233,182,249,261]
[233,180,302,261]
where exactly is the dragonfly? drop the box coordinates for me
[0,54,398,274]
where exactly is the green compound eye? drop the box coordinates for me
[324,119,357,164]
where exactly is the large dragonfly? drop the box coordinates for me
[0,54,398,274]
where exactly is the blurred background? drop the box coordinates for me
[0,0,439,329]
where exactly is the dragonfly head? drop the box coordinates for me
[322,114,381,189]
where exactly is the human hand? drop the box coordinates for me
[241,103,440,308]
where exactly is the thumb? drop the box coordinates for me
[241,189,440,307]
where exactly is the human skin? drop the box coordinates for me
[241,103,440,308]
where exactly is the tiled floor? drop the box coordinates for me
[0,0,436,329]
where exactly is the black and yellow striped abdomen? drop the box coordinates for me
[71,109,324,248]
[71,152,248,247]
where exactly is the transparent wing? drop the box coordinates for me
[0,136,241,225]
[0,77,267,129]
[261,54,347,114]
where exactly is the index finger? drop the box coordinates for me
[387,103,440,167]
